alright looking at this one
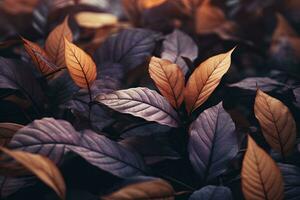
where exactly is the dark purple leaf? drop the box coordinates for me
[0,177,34,198]
[188,102,238,182]
[94,28,161,70]
[228,77,290,92]
[294,87,300,108]
[278,163,300,200]
[95,87,180,128]
[0,57,45,108]
[8,118,146,177]
[161,29,198,75]
[189,185,233,200]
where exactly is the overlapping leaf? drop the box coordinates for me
[188,102,238,182]
[148,57,185,109]
[45,16,73,68]
[278,163,300,200]
[242,136,284,200]
[161,29,198,74]
[189,185,233,200]
[254,89,296,157]
[185,48,235,113]
[0,147,66,199]
[0,123,23,146]
[64,38,97,89]
[95,87,180,127]
[102,179,175,200]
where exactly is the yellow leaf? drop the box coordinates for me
[75,12,118,29]
[64,38,97,89]
[45,16,73,68]
[184,48,235,113]
[0,147,66,199]
[149,57,185,109]
[102,179,175,200]
[22,37,56,75]
[254,89,296,157]
[0,123,23,146]
[242,136,284,200]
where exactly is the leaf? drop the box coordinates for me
[75,12,118,28]
[22,37,57,75]
[138,0,167,10]
[8,118,146,178]
[0,177,34,198]
[45,16,73,68]
[0,57,45,108]
[188,102,238,182]
[228,77,289,92]
[0,147,66,199]
[94,28,160,70]
[254,89,296,157]
[242,136,284,200]
[95,87,180,127]
[148,57,185,109]
[189,185,233,200]
[161,29,198,75]
[102,179,175,200]
[294,87,300,109]
[184,48,235,113]
[0,123,23,146]
[64,38,97,89]
[278,163,300,200]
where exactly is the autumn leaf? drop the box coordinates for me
[138,0,167,10]
[22,37,57,75]
[0,147,66,199]
[184,48,235,113]
[75,12,118,29]
[64,38,97,89]
[242,136,284,200]
[45,16,73,68]
[102,179,175,200]
[254,89,296,157]
[148,57,185,109]
[0,123,23,146]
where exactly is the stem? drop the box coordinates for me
[44,67,66,78]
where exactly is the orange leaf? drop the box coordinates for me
[138,0,167,10]
[45,16,73,68]
[149,57,185,109]
[254,89,296,157]
[0,147,66,199]
[64,38,97,89]
[184,48,235,113]
[22,38,56,75]
[242,136,284,200]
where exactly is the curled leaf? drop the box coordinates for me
[254,89,296,157]
[64,38,97,89]
[45,16,73,68]
[0,147,66,199]
[148,57,185,109]
[242,136,284,200]
[185,48,235,113]
[102,179,174,200]
[95,87,180,127]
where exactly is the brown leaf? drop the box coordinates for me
[102,179,175,200]
[122,0,141,26]
[64,38,97,89]
[75,12,118,29]
[272,13,298,39]
[45,16,73,68]
[148,57,185,109]
[0,147,66,199]
[22,38,56,75]
[195,0,237,40]
[242,136,284,200]
[0,123,23,146]
[184,48,235,113]
[0,0,39,15]
[254,89,296,157]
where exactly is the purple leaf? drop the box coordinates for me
[188,102,238,182]
[294,87,300,109]
[189,185,233,200]
[278,163,300,200]
[161,29,198,75]
[94,28,161,70]
[95,87,180,128]
[0,177,34,198]
[0,57,45,108]
[8,118,146,177]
